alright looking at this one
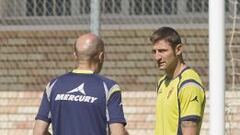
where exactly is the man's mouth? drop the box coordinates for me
[157,62,165,67]
[158,62,164,65]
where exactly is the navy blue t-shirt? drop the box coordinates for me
[35,70,126,135]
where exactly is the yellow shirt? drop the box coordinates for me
[154,67,205,135]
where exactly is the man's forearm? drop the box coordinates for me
[109,123,128,135]
[33,120,51,135]
[181,121,198,135]
[33,130,51,135]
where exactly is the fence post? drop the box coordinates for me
[90,0,101,36]
[209,0,225,135]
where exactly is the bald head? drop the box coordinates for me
[74,33,104,61]
[73,33,104,73]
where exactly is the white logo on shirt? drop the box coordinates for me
[67,83,86,95]
[55,83,98,103]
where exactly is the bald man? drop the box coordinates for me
[33,33,128,135]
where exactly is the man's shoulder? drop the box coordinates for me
[94,74,118,86]
[179,67,204,91]
[52,71,72,80]
[181,68,202,82]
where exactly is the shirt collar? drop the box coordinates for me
[72,69,94,74]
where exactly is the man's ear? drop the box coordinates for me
[73,52,77,59]
[98,51,104,63]
[175,44,183,56]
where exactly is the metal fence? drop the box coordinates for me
[0,0,211,26]
[1,0,239,28]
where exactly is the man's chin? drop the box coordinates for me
[158,66,166,70]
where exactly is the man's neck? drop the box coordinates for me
[76,61,96,72]
[166,62,186,80]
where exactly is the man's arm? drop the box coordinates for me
[179,80,205,135]
[33,120,51,135]
[181,121,198,135]
[109,123,129,135]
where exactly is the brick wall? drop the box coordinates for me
[0,29,211,92]
[0,91,239,135]
[1,29,238,91]
[0,29,239,135]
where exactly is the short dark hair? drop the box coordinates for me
[150,27,182,49]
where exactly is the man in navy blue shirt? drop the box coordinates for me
[33,33,128,135]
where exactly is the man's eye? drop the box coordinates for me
[158,50,165,53]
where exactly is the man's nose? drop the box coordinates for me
[155,52,162,60]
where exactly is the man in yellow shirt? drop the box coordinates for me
[150,27,206,135]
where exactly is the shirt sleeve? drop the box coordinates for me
[179,84,205,122]
[35,88,52,123]
[107,85,126,125]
